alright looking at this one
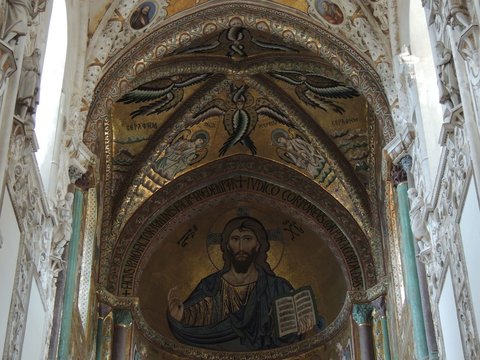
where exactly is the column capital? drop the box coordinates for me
[399,155,413,172]
[392,163,408,186]
[352,303,374,325]
[113,309,133,327]
[98,303,112,319]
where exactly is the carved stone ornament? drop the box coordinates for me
[3,120,56,359]
[408,187,431,256]
[0,40,17,96]
[15,48,41,123]
[385,124,415,165]
[399,2,480,356]
[1,0,33,44]
[458,24,480,124]
[435,41,461,107]
[1,0,46,45]
[50,192,74,281]
[352,303,374,325]
[413,105,479,358]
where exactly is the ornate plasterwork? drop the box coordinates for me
[410,108,479,358]
[421,108,479,359]
[2,86,92,360]
[403,1,480,358]
[3,120,55,359]
[306,0,397,109]
[457,24,480,125]
[0,39,17,96]
[7,121,54,303]
[2,241,33,360]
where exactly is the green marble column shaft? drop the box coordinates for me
[112,309,133,360]
[95,317,104,360]
[96,304,111,360]
[397,182,429,360]
[58,189,84,359]
[380,315,392,360]
[352,303,375,360]
[372,297,392,360]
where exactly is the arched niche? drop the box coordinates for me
[106,156,374,358]
[86,4,391,288]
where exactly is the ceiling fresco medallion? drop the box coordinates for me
[129,2,158,30]
[314,0,345,25]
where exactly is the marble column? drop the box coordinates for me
[96,304,112,360]
[394,159,429,360]
[352,303,375,360]
[402,156,439,359]
[112,309,133,360]
[57,189,84,359]
[372,296,392,360]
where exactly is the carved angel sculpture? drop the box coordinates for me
[408,188,430,251]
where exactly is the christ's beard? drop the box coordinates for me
[229,250,256,273]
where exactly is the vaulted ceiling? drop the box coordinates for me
[84,0,396,357]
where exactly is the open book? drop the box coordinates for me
[273,286,317,337]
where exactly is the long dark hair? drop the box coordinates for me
[220,216,274,275]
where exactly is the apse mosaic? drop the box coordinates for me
[136,204,348,352]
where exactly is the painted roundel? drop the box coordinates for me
[315,0,344,25]
[130,2,157,30]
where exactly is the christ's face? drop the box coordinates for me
[227,228,260,273]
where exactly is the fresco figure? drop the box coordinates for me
[130,2,155,30]
[153,131,208,180]
[167,216,315,351]
[316,0,344,25]
[273,129,327,179]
